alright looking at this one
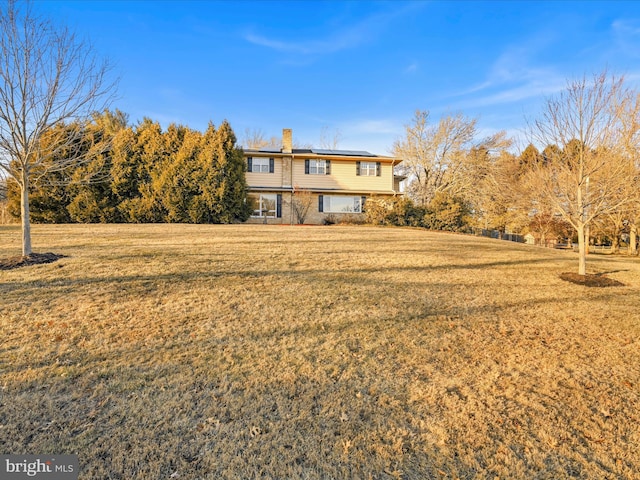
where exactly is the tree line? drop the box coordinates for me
[5,110,252,224]
[377,72,640,274]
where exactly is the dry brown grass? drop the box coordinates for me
[1,224,639,479]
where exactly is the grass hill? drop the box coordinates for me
[1,224,638,479]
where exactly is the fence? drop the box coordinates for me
[471,228,524,244]
[471,227,636,255]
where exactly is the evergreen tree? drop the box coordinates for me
[423,191,471,232]
[114,118,167,222]
[158,127,203,223]
[519,144,542,169]
[202,120,251,223]
[7,113,251,225]
[67,110,129,222]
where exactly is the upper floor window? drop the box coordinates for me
[305,159,331,175]
[247,157,274,173]
[357,161,381,176]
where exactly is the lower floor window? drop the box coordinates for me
[250,193,281,218]
[320,195,363,213]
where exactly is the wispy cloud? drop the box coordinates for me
[245,30,361,56]
[454,17,640,112]
[450,35,567,109]
[460,77,566,109]
[244,3,422,57]
[404,62,418,74]
[613,19,640,33]
[612,18,640,58]
[344,118,401,136]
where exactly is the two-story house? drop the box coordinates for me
[245,129,403,224]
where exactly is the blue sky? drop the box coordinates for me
[35,0,640,155]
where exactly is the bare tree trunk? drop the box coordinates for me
[611,232,620,254]
[584,224,590,255]
[577,223,587,275]
[631,223,638,255]
[20,172,32,256]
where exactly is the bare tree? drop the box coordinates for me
[0,1,116,255]
[0,173,6,200]
[319,126,342,150]
[620,91,640,255]
[290,186,314,224]
[241,128,279,150]
[528,72,637,275]
[394,110,510,207]
[471,149,529,235]
[0,171,9,224]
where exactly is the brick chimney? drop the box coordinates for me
[282,128,292,154]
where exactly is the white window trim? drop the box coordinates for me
[251,158,270,173]
[359,161,377,176]
[309,159,326,175]
[251,193,278,218]
[323,195,362,214]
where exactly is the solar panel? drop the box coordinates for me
[310,149,376,157]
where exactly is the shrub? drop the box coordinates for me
[338,213,366,225]
[423,192,472,232]
[365,194,471,232]
[323,213,337,225]
[365,196,425,227]
[291,188,313,224]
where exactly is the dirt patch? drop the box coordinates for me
[559,272,625,287]
[0,252,66,271]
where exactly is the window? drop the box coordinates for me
[357,161,380,176]
[250,193,281,218]
[248,157,274,173]
[319,195,362,213]
[305,159,331,175]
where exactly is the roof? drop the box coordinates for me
[244,147,394,159]
[308,149,377,157]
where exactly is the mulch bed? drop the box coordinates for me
[559,272,625,287]
[0,252,66,271]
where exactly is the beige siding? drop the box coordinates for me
[245,157,283,188]
[245,155,400,195]
[291,159,394,193]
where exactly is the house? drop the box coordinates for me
[244,128,403,224]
